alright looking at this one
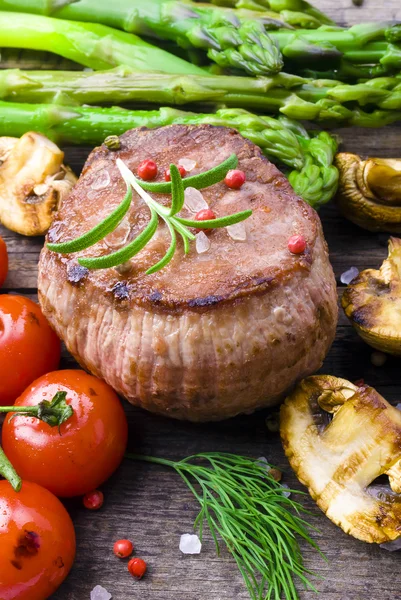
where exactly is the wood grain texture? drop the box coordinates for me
[1,1,401,599]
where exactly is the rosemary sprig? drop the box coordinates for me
[47,154,252,274]
[127,452,324,600]
[139,154,238,193]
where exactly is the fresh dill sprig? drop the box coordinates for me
[126,452,324,600]
[47,154,252,274]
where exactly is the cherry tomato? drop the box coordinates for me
[128,557,147,579]
[0,295,60,405]
[224,169,246,189]
[0,235,8,287]
[137,159,158,181]
[287,234,306,254]
[0,480,76,600]
[164,165,187,181]
[2,370,128,498]
[114,539,134,558]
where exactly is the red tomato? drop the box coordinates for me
[0,295,61,405]
[0,480,76,600]
[0,235,8,287]
[2,370,128,498]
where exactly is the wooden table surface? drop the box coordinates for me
[2,1,401,599]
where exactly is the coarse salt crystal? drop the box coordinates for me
[196,231,211,254]
[281,484,291,498]
[90,585,112,600]
[380,538,401,552]
[91,169,111,191]
[184,187,208,213]
[179,158,197,172]
[256,457,271,474]
[227,222,247,242]
[340,266,359,285]
[104,218,131,249]
[179,533,202,555]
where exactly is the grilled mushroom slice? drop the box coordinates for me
[342,237,401,355]
[0,132,76,236]
[280,375,401,543]
[335,152,401,232]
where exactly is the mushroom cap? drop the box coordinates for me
[280,375,401,544]
[335,152,401,233]
[0,132,76,236]
[342,237,401,355]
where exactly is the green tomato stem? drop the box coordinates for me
[0,447,22,492]
[0,405,40,414]
[0,392,73,428]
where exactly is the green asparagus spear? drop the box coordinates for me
[3,67,401,123]
[1,5,397,80]
[0,0,332,32]
[0,67,306,109]
[288,131,338,206]
[0,12,206,75]
[199,0,334,27]
[0,100,338,207]
[0,2,283,76]
[271,22,401,77]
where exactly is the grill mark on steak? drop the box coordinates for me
[188,295,223,308]
[42,125,319,315]
[111,281,130,300]
[67,264,89,285]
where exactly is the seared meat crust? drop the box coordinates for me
[38,125,338,421]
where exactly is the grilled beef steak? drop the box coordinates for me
[38,125,338,421]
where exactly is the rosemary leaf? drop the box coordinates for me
[174,210,252,229]
[139,154,238,193]
[78,208,158,269]
[47,185,132,254]
[171,218,196,242]
[169,164,185,216]
[146,220,177,275]
[180,231,191,254]
[127,452,323,600]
